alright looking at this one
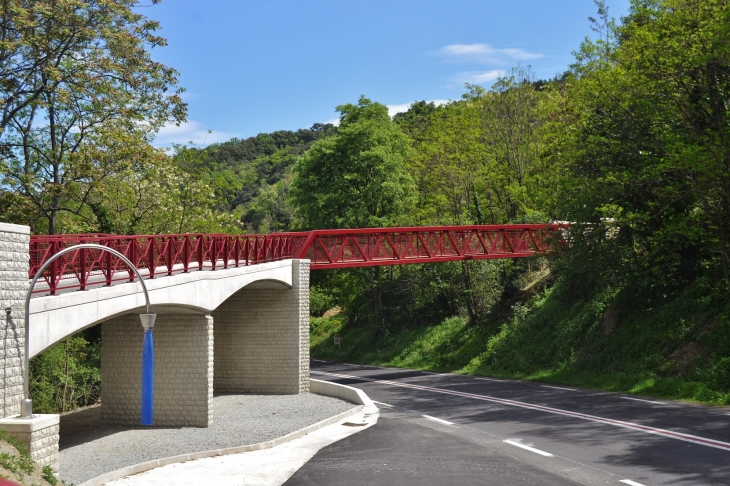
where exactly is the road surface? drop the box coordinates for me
[287,360,730,485]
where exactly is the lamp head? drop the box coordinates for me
[140,313,157,331]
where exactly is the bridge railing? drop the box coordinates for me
[29,233,309,295]
[29,225,566,295]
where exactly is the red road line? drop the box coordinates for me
[311,370,730,452]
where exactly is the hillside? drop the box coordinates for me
[311,265,730,405]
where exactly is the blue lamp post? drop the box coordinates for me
[23,244,156,425]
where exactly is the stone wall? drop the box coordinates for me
[101,313,214,427]
[0,414,59,474]
[212,259,310,395]
[0,223,29,418]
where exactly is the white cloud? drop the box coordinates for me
[387,99,450,117]
[433,43,543,64]
[448,70,504,88]
[178,91,201,102]
[153,121,238,148]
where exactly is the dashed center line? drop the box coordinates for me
[541,385,576,391]
[621,397,667,405]
[372,400,394,408]
[503,439,553,457]
[619,480,647,486]
[422,415,454,425]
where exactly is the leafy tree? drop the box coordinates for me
[292,96,416,333]
[292,96,415,229]
[0,0,185,234]
[560,0,730,297]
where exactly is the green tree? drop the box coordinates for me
[292,96,416,333]
[0,0,185,234]
[291,96,415,230]
[560,0,730,296]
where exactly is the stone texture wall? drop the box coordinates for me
[0,223,29,419]
[0,415,59,475]
[213,259,310,395]
[101,313,213,427]
[22,420,59,469]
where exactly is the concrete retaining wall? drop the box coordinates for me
[212,260,310,395]
[101,314,214,427]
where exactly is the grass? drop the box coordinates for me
[0,430,58,485]
[310,275,730,407]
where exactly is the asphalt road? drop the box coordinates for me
[287,360,730,486]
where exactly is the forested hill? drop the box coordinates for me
[173,123,337,233]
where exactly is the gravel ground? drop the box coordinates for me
[59,394,355,485]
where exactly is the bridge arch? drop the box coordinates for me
[27,260,294,358]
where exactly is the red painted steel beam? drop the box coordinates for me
[292,224,564,270]
[28,225,566,294]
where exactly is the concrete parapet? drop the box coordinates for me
[212,259,310,395]
[101,313,214,427]
[0,413,60,475]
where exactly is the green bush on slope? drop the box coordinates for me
[311,274,730,405]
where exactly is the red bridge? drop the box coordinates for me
[30,224,565,295]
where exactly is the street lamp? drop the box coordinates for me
[23,244,156,425]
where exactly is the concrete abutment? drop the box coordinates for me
[213,259,310,395]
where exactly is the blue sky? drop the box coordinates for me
[148,0,631,147]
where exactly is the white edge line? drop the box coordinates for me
[503,439,553,457]
[474,377,504,382]
[541,385,576,391]
[372,400,394,408]
[422,414,454,425]
[619,480,647,486]
[621,397,667,405]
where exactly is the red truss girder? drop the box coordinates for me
[292,225,560,269]
[29,225,564,294]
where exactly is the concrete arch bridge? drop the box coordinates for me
[0,223,563,432]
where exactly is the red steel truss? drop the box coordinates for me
[29,224,564,295]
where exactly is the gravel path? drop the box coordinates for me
[59,394,355,485]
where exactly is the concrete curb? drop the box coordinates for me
[78,382,374,486]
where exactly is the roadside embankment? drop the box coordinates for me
[311,274,730,406]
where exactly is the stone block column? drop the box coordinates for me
[0,222,29,418]
[0,415,59,469]
[0,223,60,476]
[101,313,214,427]
[212,259,310,394]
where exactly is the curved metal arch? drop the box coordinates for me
[22,243,152,416]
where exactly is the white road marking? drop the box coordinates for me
[422,415,454,425]
[311,359,328,363]
[503,439,553,457]
[372,400,394,408]
[311,370,730,451]
[619,480,647,486]
[474,377,504,382]
[621,397,667,405]
[541,385,576,391]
